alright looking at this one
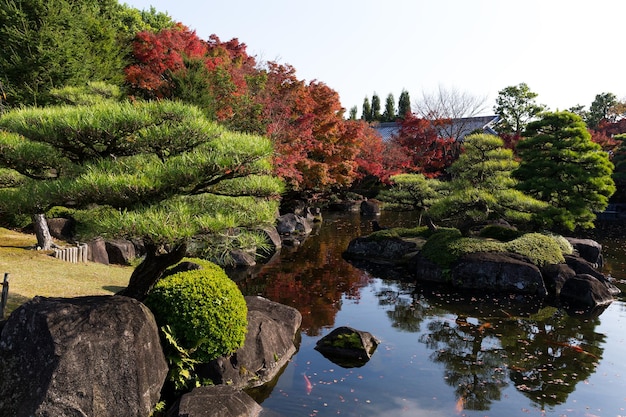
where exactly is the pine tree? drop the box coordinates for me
[514,111,615,230]
[398,89,412,119]
[382,93,396,122]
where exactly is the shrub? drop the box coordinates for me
[366,226,429,241]
[504,233,565,266]
[145,262,248,363]
[544,233,574,255]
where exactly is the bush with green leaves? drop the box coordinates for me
[145,261,248,364]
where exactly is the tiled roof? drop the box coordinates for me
[373,115,500,142]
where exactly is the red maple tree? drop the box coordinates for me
[392,114,460,178]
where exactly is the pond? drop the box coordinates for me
[234,212,626,417]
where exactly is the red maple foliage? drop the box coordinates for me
[125,23,207,98]
[125,27,391,191]
[392,114,460,178]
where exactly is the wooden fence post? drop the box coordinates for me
[1,273,9,320]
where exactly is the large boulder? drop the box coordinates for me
[88,237,109,265]
[360,199,381,216]
[345,236,421,264]
[541,263,576,298]
[276,213,312,235]
[559,274,615,312]
[47,217,75,240]
[451,252,547,296]
[105,238,136,265]
[566,237,603,267]
[201,296,302,389]
[0,295,167,417]
[173,386,262,417]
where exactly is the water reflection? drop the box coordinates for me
[235,211,624,416]
[380,286,607,412]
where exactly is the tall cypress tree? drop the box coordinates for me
[398,89,412,119]
[361,97,372,122]
[371,93,382,122]
[382,93,396,122]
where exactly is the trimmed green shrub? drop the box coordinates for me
[504,233,565,266]
[544,233,574,255]
[478,224,522,241]
[145,262,248,363]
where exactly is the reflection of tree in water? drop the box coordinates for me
[499,309,605,410]
[420,316,508,411]
[382,287,607,413]
[237,215,372,336]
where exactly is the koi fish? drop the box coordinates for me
[478,322,492,332]
[303,373,313,395]
[455,396,465,414]
[548,341,597,359]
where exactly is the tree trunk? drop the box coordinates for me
[32,213,54,250]
[117,241,187,301]
[424,215,438,232]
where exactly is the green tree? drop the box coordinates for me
[348,106,358,120]
[398,89,412,119]
[0,100,282,300]
[514,111,615,230]
[586,92,617,129]
[382,93,396,122]
[361,97,372,122]
[377,173,442,227]
[611,133,626,202]
[0,0,173,107]
[493,83,546,136]
[371,93,382,122]
[429,134,546,234]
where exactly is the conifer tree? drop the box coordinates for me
[514,111,615,230]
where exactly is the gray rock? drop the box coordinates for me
[0,295,167,417]
[106,239,136,265]
[560,274,615,311]
[230,249,257,267]
[276,213,312,235]
[47,217,75,240]
[174,385,262,417]
[541,263,576,297]
[564,255,621,296]
[566,237,603,267]
[315,326,379,368]
[201,296,302,389]
[257,225,282,252]
[345,236,420,263]
[451,252,547,296]
[88,237,109,265]
[360,199,381,216]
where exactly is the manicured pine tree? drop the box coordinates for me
[514,111,615,230]
[0,99,282,300]
[361,97,372,122]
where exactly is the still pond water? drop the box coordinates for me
[234,212,626,417]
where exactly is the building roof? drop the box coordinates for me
[374,115,500,142]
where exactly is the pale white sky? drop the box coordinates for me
[123,0,625,116]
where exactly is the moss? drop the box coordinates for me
[145,263,248,363]
[504,233,565,266]
[421,229,565,269]
[323,332,363,349]
[366,226,429,241]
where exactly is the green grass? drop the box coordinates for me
[0,227,132,316]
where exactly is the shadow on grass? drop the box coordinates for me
[102,285,126,293]
[3,292,31,318]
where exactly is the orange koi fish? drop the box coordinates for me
[303,373,313,395]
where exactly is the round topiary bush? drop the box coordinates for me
[145,262,248,363]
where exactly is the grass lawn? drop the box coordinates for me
[0,227,133,317]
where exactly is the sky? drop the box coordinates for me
[122,0,625,116]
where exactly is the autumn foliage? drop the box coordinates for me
[391,114,460,178]
[125,26,392,191]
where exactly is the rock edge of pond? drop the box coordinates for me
[343,234,621,315]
